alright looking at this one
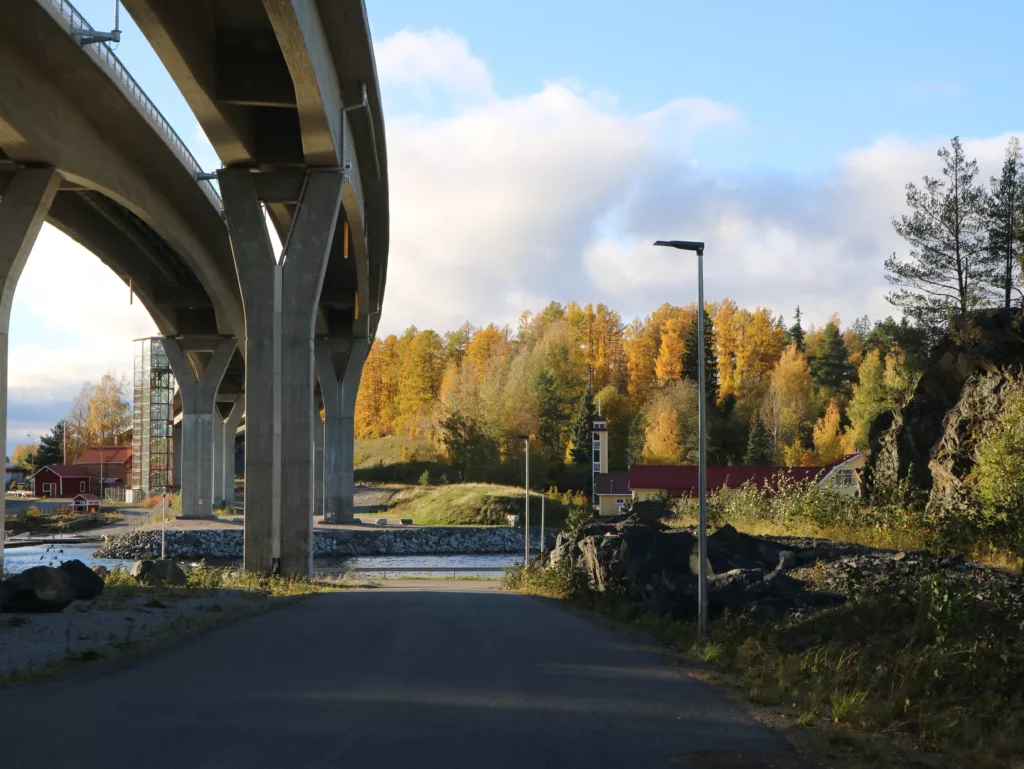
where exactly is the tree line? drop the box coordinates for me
[354,301,929,477]
[11,373,132,471]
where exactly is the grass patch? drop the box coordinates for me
[384,483,569,527]
[354,436,442,468]
[505,556,1024,768]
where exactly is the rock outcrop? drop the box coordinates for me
[551,517,843,619]
[59,559,105,600]
[867,319,1024,512]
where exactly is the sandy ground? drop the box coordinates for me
[0,585,265,679]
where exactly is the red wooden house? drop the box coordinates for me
[29,465,95,497]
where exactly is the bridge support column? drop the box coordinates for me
[221,397,244,511]
[0,168,61,576]
[162,338,235,519]
[316,339,368,524]
[313,400,324,520]
[219,168,344,575]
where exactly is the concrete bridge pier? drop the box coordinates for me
[213,396,244,509]
[219,168,345,576]
[313,399,324,519]
[0,167,61,575]
[316,338,368,524]
[162,338,235,519]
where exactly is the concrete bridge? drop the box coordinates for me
[0,0,388,576]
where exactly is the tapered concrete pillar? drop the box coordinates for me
[313,400,324,519]
[172,419,182,490]
[316,338,368,524]
[162,338,235,519]
[212,403,226,508]
[219,168,344,575]
[221,397,244,511]
[0,168,60,577]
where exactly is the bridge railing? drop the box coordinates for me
[43,0,223,211]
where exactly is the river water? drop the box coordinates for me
[2,545,522,577]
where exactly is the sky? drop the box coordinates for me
[8,0,1024,455]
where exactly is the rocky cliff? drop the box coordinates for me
[867,317,1024,512]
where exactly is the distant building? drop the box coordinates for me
[5,465,27,487]
[72,493,100,512]
[591,415,608,510]
[131,338,176,499]
[594,455,865,517]
[28,465,95,497]
[73,445,132,493]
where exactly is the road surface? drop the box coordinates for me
[0,584,808,768]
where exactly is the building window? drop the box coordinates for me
[835,469,854,487]
[593,449,600,464]
[80,481,86,492]
[615,498,624,504]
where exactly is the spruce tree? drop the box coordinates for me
[744,415,773,465]
[986,136,1024,317]
[36,420,65,466]
[535,369,565,456]
[568,383,595,464]
[810,320,852,394]
[682,307,718,403]
[788,306,805,352]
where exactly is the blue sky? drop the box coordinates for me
[9,0,1024,454]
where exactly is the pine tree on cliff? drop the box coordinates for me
[744,415,774,465]
[885,136,990,333]
[569,383,595,464]
[986,136,1024,318]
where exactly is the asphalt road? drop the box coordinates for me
[0,584,806,769]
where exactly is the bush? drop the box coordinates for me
[24,505,44,519]
[418,470,431,486]
[972,387,1024,553]
[502,559,576,599]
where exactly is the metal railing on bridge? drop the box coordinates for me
[43,0,223,211]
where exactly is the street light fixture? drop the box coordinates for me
[513,434,530,565]
[654,239,709,637]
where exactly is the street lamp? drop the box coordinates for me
[513,434,530,565]
[654,239,709,637]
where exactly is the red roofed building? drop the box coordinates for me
[594,454,865,517]
[73,445,133,491]
[28,465,95,498]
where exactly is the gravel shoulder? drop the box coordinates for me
[0,585,280,683]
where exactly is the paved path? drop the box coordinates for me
[0,585,806,768]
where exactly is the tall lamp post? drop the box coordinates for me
[654,239,709,637]
[513,434,530,565]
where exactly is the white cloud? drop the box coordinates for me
[373,30,1022,335]
[376,28,495,108]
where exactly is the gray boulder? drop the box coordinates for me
[701,524,790,573]
[59,559,105,600]
[130,559,187,587]
[0,566,77,613]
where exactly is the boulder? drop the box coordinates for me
[700,524,790,574]
[0,566,77,613]
[776,550,799,571]
[130,559,187,587]
[59,559,105,600]
[91,565,110,578]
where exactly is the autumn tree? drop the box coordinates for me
[12,443,38,470]
[595,385,632,470]
[642,399,683,464]
[812,400,845,465]
[885,136,990,332]
[354,339,388,438]
[623,317,657,404]
[535,368,566,457]
[760,343,812,457]
[396,329,445,434]
[734,307,784,405]
[714,299,744,402]
[844,349,888,451]
[83,373,132,446]
[654,315,687,383]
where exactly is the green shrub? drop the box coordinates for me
[502,559,575,599]
[418,470,431,486]
[973,387,1024,552]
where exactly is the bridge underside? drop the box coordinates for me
[0,0,388,576]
